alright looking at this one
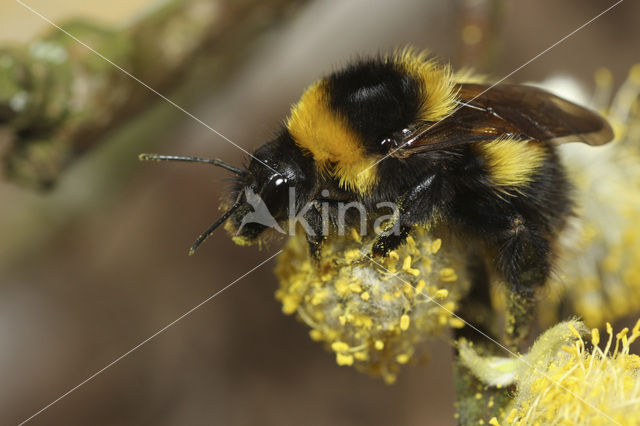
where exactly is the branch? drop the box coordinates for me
[0,0,309,189]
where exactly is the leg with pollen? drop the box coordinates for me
[495,215,551,349]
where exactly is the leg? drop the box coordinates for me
[302,202,327,260]
[372,174,445,257]
[495,215,551,349]
[372,224,411,257]
[454,254,500,343]
[302,198,351,259]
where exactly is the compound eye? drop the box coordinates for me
[262,175,290,211]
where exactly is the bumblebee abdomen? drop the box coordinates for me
[458,139,572,234]
[476,138,549,190]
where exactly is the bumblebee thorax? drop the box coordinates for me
[286,49,457,195]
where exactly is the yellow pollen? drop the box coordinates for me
[400,314,411,331]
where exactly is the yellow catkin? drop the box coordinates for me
[274,226,469,383]
[502,321,640,425]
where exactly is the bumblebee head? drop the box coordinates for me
[227,130,315,246]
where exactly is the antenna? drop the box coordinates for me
[139,153,246,176]
[188,201,242,256]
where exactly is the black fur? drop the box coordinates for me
[326,58,422,154]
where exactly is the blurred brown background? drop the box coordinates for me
[0,0,638,424]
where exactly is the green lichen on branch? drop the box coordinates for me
[0,22,132,188]
[0,0,309,189]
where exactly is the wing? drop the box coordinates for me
[391,83,614,158]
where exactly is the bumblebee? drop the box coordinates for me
[141,49,613,344]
